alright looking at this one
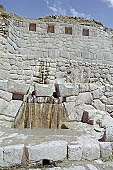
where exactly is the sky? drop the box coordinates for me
[0,0,113,28]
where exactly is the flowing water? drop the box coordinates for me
[13,96,68,129]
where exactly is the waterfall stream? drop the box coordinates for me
[13,96,68,129]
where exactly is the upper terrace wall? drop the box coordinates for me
[6,18,113,65]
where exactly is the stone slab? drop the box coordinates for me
[35,84,55,97]
[3,144,24,166]
[56,83,79,97]
[27,141,67,162]
[0,98,9,115]
[0,144,24,167]
[82,142,100,160]
[68,144,82,161]
[99,142,112,158]
[0,80,8,91]
[104,126,113,142]
[87,164,98,170]
[3,100,22,118]
[0,90,12,102]
[7,80,29,95]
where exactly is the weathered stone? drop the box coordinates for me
[104,126,113,142]
[93,99,105,111]
[105,92,113,97]
[94,159,103,164]
[82,110,106,125]
[8,80,29,95]
[87,164,98,170]
[101,115,113,128]
[56,83,79,97]
[27,141,67,162]
[105,84,113,92]
[65,103,96,121]
[4,144,24,166]
[0,70,9,80]
[107,96,113,105]
[0,90,12,102]
[63,166,86,170]
[82,140,100,160]
[79,83,89,92]
[35,84,55,97]
[0,80,8,91]
[48,168,61,170]
[106,105,113,113]
[75,92,93,105]
[92,89,103,99]
[100,95,107,104]
[0,98,9,114]
[66,96,77,102]
[109,68,113,74]
[89,83,98,91]
[0,144,24,167]
[3,100,22,118]
[68,144,82,161]
[0,147,4,167]
[99,142,112,158]
[0,115,14,122]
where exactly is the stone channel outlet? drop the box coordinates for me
[0,81,113,169]
[13,96,67,129]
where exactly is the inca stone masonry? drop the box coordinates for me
[1,15,113,168]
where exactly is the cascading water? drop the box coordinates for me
[13,95,67,129]
[13,61,68,129]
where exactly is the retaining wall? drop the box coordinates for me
[6,18,113,65]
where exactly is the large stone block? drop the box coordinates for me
[0,98,9,115]
[89,83,98,91]
[0,147,4,166]
[107,96,113,105]
[55,83,79,97]
[3,144,24,166]
[106,105,113,113]
[93,99,105,111]
[0,80,8,91]
[87,164,98,170]
[75,92,93,105]
[35,84,55,97]
[104,126,113,142]
[66,96,77,102]
[0,115,15,122]
[79,83,89,92]
[65,103,96,121]
[82,110,107,125]
[68,144,82,161]
[99,142,112,158]
[27,141,67,162]
[0,70,9,80]
[7,80,30,95]
[3,100,22,118]
[0,90,12,102]
[81,138,100,161]
[101,115,113,128]
[92,89,103,99]
[64,102,96,121]
[105,92,113,97]
[100,95,107,104]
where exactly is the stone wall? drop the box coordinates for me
[3,55,113,85]
[6,18,113,65]
[2,52,113,120]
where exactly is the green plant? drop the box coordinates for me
[102,155,113,162]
